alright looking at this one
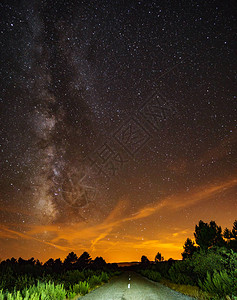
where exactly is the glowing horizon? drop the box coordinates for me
[1,175,236,263]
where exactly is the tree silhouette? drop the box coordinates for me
[64,252,78,270]
[76,251,91,270]
[224,228,232,239]
[53,258,62,271]
[194,220,225,250]
[44,258,55,268]
[141,255,150,266]
[35,259,42,267]
[10,257,17,264]
[43,258,62,273]
[182,238,197,259]
[18,257,24,265]
[224,219,237,252]
[155,252,164,262]
[92,256,106,270]
[232,219,237,239]
[231,219,237,251]
[27,257,36,266]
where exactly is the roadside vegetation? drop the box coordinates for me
[138,219,237,300]
[0,252,120,299]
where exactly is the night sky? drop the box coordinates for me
[0,0,236,263]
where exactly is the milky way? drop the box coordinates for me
[0,0,236,262]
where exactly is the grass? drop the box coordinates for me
[160,278,213,300]
[0,270,120,300]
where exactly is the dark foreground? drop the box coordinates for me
[78,271,195,300]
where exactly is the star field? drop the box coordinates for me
[0,0,236,262]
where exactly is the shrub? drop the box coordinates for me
[0,268,115,299]
[154,261,173,278]
[215,248,237,275]
[84,270,94,278]
[150,271,161,282]
[190,249,224,281]
[89,275,102,287]
[72,283,81,294]
[0,268,16,291]
[168,260,195,285]
[22,281,66,300]
[15,275,36,291]
[67,290,77,299]
[112,271,121,276]
[68,291,76,299]
[199,270,237,298]
[140,270,161,282]
[74,281,89,295]
[62,270,86,287]
[0,290,4,300]
[100,272,109,283]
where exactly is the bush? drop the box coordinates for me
[72,283,81,294]
[89,275,102,287]
[0,267,114,299]
[216,248,237,275]
[0,268,16,291]
[22,281,66,300]
[190,249,225,281]
[140,270,161,282]
[34,281,66,299]
[154,261,174,278]
[100,272,109,283]
[165,247,237,299]
[15,275,36,291]
[199,270,237,298]
[67,290,77,299]
[168,260,195,285]
[0,290,4,300]
[62,270,86,287]
[111,271,121,276]
[74,281,89,295]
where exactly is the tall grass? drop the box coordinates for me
[0,269,115,299]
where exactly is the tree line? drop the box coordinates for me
[182,219,237,259]
[140,219,237,263]
[0,251,118,275]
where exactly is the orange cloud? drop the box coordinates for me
[0,176,236,261]
[131,176,237,217]
[0,225,71,252]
